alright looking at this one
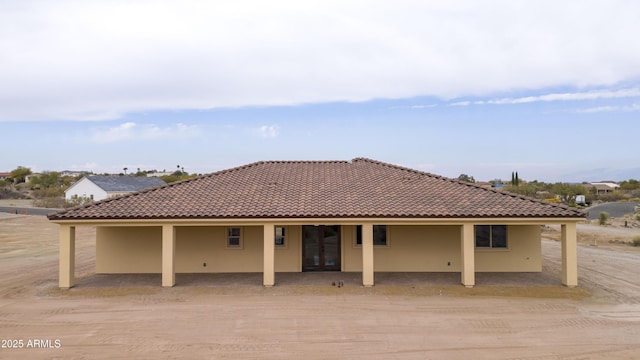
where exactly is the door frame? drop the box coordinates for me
[302,225,341,271]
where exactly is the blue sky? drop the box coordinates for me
[1,1,639,182]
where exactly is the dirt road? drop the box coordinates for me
[1,216,639,359]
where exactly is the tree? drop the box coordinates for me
[620,179,640,191]
[511,171,520,186]
[457,174,475,183]
[29,171,61,189]
[123,167,128,175]
[551,183,587,204]
[10,166,32,183]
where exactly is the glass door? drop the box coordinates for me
[302,225,341,271]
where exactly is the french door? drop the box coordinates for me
[302,225,341,271]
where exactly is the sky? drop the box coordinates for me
[1,1,639,182]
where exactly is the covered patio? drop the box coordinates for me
[50,159,584,291]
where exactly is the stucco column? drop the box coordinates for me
[561,223,578,287]
[263,224,275,287]
[460,223,475,288]
[362,223,374,287]
[59,225,76,289]
[162,225,176,287]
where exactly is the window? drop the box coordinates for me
[475,225,507,249]
[226,227,242,248]
[355,225,388,246]
[275,226,286,247]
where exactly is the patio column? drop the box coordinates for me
[561,223,578,287]
[59,225,75,289]
[460,223,475,288]
[263,224,275,287]
[162,225,176,287]
[362,223,374,287]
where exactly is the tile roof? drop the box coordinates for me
[85,176,166,192]
[49,158,585,221]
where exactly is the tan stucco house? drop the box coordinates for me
[48,158,585,289]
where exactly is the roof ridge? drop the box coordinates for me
[263,160,350,164]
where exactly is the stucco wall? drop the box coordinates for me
[97,225,301,274]
[475,225,542,272]
[96,224,541,274]
[342,225,542,273]
[96,227,162,273]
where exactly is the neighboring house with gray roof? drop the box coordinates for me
[50,158,585,290]
[65,175,166,202]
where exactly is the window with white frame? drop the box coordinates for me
[475,225,507,249]
[275,226,286,247]
[355,225,388,246]
[226,227,242,248]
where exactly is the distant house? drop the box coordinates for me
[60,170,87,177]
[24,173,41,183]
[590,182,620,195]
[146,171,173,178]
[0,172,10,180]
[65,176,166,202]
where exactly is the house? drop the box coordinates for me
[48,158,585,289]
[146,171,173,178]
[0,172,10,180]
[65,175,166,202]
[590,182,620,195]
[60,170,87,177]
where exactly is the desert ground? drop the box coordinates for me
[1,206,640,359]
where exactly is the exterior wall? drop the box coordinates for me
[65,178,108,201]
[175,226,263,272]
[475,225,541,272]
[97,225,302,274]
[275,225,301,272]
[96,227,162,273]
[342,225,542,273]
[96,224,542,274]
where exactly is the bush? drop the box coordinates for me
[598,212,609,225]
[633,236,640,247]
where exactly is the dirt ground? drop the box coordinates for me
[1,213,640,359]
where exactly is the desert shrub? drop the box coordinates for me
[633,236,640,247]
[598,212,609,225]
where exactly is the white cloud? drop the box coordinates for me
[450,101,471,107]
[448,88,640,107]
[92,122,137,144]
[2,1,640,121]
[574,103,640,113]
[91,122,200,143]
[483,88,640,105]
[258,125,279,139]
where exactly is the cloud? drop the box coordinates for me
[92,122,137,143]
[449,101,472,107]
[482,88,640,105]
[2,1,640,121]
[388,104,438,110]
[574,103,640,113]
[91,122,200,144]
[447,88,640,107]
[258,125,279,139]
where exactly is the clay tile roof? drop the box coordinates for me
[48,158,585,221]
